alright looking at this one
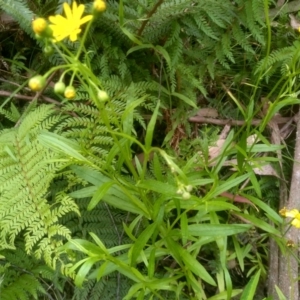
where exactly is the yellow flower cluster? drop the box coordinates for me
[279,207,300,228]
[32,1,106,42]
[30,1,108,100]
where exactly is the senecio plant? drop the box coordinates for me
[30,0,108,101]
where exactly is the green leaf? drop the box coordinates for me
[155,45,171,66]
[89,232,108,252]
[181,249,216,286]
[69,186,97,198]
[275,285,287,300]
[234,212,281,235]
[209,173,249,198]
[145,101,160,150]
[232,236,245,271]
[247,144,283,152]
[148,248,156,279]
[87,181,115,211]
[103,194,149,217]
[75,257,99,287]
[96,261,110,281]
[38,131,89,162]
[241,193,283,224]
[121,27,142,45]
[118,0,124,26]
[180,212,188,245]
[207,289,243,300]
[131,223,157,266]
[260,97,300,130]
[127,44,154,56]
[188,224,251,237]
[122,96,146,134]
[171,92,197,108]
[137,179,177,194]
[240,269,261,300]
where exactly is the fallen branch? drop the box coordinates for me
[188,115,293,126]
[0,90,61,105]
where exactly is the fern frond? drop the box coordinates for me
[0,0,34,37]
[0,105,78,263]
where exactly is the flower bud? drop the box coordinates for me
[43,45,54,56]
[182,192,191,200]
[32,18,53,38]
[54,82,66,94]
[97,90,109,102]
[64,86,76,99]
[186,185,193,192]
[176,189,184,195]
[32,18,47,35]
[28,75,46,91]
[93,0,106,12]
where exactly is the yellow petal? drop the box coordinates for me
[291,218,300,228]
[79,15,93,25]
[49,15,67,25]
[70,29,81,41]
[74,3,85,20]
[64,2,73,20]
[285,209,299,218]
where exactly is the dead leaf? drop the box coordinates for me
[196,108,219,118]
[252,164,280,178]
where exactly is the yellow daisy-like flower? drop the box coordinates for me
[49,1,93,42]
[280,207,300,228]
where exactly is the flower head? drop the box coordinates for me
[49,1,93,42]
[32,18,48,35]
[28,75,46,91]
[64,86,76,99]
[93,0,106,12]
[280,207,300,228]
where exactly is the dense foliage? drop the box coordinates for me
[0,0,300,299]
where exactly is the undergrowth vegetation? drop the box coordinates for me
[0,0,300,299]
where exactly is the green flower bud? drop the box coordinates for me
[54,82,66,94]
[176,188,184,195]
[43,45,54,56]
[182,191,191,200]
[97,90,109,102]
[186,185,193,192]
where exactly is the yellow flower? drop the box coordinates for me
[64,86,76,99]
[32,18,48,35]
[49,2,93,42]
[280,207,300,228]
[93,0,106,12]
[28,75,46,91]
